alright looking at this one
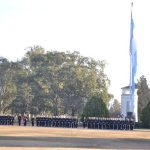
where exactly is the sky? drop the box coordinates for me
[0,0,150,101]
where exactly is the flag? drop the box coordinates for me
[130,2,137,105]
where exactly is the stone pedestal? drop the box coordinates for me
[121,86,138,122]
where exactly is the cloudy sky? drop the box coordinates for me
[0,0,150,101]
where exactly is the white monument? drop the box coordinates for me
[121,86,138,122]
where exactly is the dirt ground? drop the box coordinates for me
[0,126,150,150]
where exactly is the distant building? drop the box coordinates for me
[121,86,138,122]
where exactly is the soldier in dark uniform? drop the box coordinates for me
[23,114,28,126]
[11,116,14,125]
[83,117,86,128]
[31,115,35,126]
[129,118,134,130]
[18,114,22,126]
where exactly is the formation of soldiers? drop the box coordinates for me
[83,117,134,130]
[0,115,14,125]
[0,115,135,130]
[36,117,78,128]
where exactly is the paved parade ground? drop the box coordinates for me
[0,126,150,150]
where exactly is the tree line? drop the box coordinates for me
[0,46,112,117]
[0,46,150,128]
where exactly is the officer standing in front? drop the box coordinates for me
[31,115,35,126]
[18,114,22,126]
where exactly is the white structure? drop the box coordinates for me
[121,86,138,122]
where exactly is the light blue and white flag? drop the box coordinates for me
[130,2,137,107]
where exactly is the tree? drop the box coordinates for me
[61,52,112,116]
[82,93,109,118]
[109,99,121,117]
[0,46,113,116]
[23,47,66,115]
[24,48,112,116]
[137,76,150,121]
[141,102,150,128]
[0,58,16,114]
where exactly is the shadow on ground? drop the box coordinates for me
[0,136,150,149]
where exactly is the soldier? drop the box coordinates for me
[23,114,28,126]
[82,117,86,128]
[18,114,22,126]
[31,115,35,126]
[11,116,14,125]
[129,118,134,130]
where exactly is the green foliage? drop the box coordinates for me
[82,94,109,118]
[137,75,150,121]
[109,99,121,117]
[141,102,150,128]
[0,46,112,116]
[0,58,17,114]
